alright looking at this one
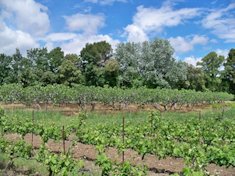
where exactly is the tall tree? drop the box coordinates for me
[27,48,49,71]
[186,65,206,91]
[27,48,57,85]
[140,39,175,88]
[80,41,112,86]
[0,54,11,84]
[166,61,188,89]
[104,59,119,87]
[223,49,235,94]
[197,52,224,91]
[48,47,64,73]
[58,54,84,86]
[115,39,175,88]
[9,49,23,83]
[115,42,142,87]
[18,57,36,87]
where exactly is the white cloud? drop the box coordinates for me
[183,49,228,68]
[125,4,200,42]
[0,0,49,55]
[169,35,208,53]
[43,10,118,54]
[44,32,119,54]
[84,0,127,5]
[64,13,105,34]
[124,25,148,42]
[191,35,208,45]
[0,0,50,37]
[202,3,235,42]
[184,56,202,66]
[56,12,119,54]
[215,49,229,58]
[46,33,77,42]
[44,32,78,51]
[60,34,119,54]
[0,23,39,55]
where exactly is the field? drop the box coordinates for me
[0,85,235,176]
[1,0,235,175]
[0,96,235,175]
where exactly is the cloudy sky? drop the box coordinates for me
[0,0,234,65]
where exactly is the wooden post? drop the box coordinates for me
[221,108,225,119]
[122,116,125,163]
[46,102,48,112]
[32,110,34,146]
[62,126,65,154]
[151,117,153,134]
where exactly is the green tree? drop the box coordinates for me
[58,54,84,86]
[80,41,112,86]
[27,48,57,85]
[27,48,49,70]
[7,49,23,84]
[140,39,175,88]
[0,54,11,84]
[197,52,224,91]
[166,61,188,89]
[223,49,235,94]
[115,39,175,88]
[0,49,37,86]
[186,65,206,91]
[48,47,64,73]
[115,42,142,87]
[18,57,36,87]
[104,59,119,87]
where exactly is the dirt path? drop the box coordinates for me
[3,133,235,176]
[0,102,212,113]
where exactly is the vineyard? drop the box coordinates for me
[1,100,235,175]
[1,0,235,175]
[0,85,234,175]
[0,84,233,111]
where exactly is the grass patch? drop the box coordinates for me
[3,102,235,128]
[0,153,48,175]
[0,153,100,176]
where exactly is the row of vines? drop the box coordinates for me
[0,109,147,176]
[0,84,233,110]
[1,108,235,175]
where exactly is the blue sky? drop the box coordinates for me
[0,0,235,65]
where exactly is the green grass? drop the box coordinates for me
[0,153,100,176]
[0,153,48,175]
[3,102,235,128]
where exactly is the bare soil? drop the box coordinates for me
[0,102,212,114]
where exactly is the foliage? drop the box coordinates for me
[222,49,235,94]
[186,65,206,91]
[115,39,180,88]
[58,54,84,86]
[0,42,233,93]
[36,145,80,176]
[80,41,112,86]
[0,84,233,110]
[1,108,235,174]
[197,52,224,91]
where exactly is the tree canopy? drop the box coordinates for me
[0,39,233,94]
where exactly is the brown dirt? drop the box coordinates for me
[207,164,235,176]
[4,133,22,142]
[3,133,235,176]
[24,134,42,149]
[73,142,98,160]
[0,102,212,115]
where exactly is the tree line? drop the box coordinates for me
[0,39,234,94]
